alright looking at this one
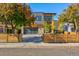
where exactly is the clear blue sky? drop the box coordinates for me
[29,3,70,20]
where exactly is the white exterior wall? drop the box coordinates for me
[64,23,75,32]
[38,28,44,35]
[21,26,24,34]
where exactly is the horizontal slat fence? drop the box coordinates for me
[0,34,18,42]
[43,32,79,43]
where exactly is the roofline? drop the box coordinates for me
[32,12,56,15]
[43,13,56,15]
[32,12,44,13]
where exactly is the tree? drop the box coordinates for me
[58,4,79,32]
[0,3,16,42]
[9,3,35,42]
[44,22,51,33]
[23,4,35,27]
[0,3,35,42]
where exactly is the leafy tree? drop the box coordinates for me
[9,3,35,42]
[0,3,16,41]
[44,22,51,33]
[23,4,35,27]
[58,4,79,31]
[0,3,35,42]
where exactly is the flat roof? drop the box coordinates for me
[32,12,56,15]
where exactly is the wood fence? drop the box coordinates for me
[0,32,79,43]
[0,34,18,42]
[43,33,79,43]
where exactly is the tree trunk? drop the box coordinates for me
[5,16,8,42]
[74,19,78,32]
[17,29,22,42]
[5,24,8,42]
[11,24,15,34]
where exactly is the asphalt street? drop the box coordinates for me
[0,46,79,56]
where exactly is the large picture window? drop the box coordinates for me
[44,16,52,21]
[36,16,42,21]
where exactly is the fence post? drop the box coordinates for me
[76,32,78,42]
[55,34,56,43]
[67,32,68,43]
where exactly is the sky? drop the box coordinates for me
[29,3,70,20]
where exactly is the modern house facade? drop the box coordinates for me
[23,12,56,35]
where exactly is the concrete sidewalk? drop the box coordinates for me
[0,43,79,48]
[0,43,79,55]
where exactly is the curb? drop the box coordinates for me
[0,43,78,48]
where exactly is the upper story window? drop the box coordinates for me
[44,16,53,21]
[36,16,42,21]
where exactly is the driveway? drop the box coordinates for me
[22,34,43,43]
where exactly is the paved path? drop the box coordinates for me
[0,43,79,55]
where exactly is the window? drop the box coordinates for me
[0,28,3,33]
[44,16,52,21]
[36,16,42,21]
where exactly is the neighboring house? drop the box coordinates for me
[64,23,75,32]
[58,22,75,32]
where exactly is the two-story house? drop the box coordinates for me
[23,12,56,35]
